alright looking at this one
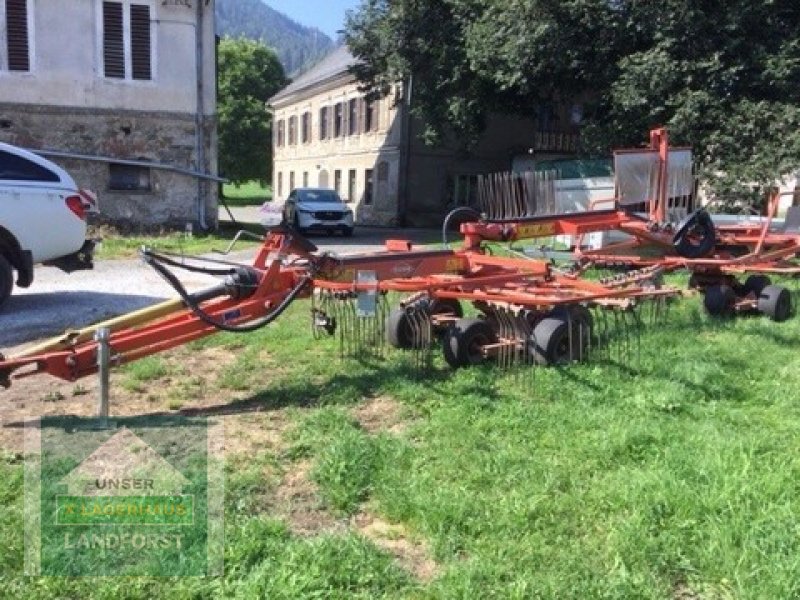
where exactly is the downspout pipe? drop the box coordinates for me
[195,0,209,230]
[397,74,413,226]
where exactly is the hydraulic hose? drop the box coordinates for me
[142,249,311,333]
[142,248,241,277]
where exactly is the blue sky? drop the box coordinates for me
[264,0,362,40]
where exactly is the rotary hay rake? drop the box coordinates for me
[5,126,789,389]
[0,218,678,388]
[465,128,800,322]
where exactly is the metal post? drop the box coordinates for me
[94,327,110,423]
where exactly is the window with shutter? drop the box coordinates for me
[101,1,152,81]
[5,0,30,72]
[130,4,151,80]
[348,99,359,136]
[301,112,311,144]
[319,107,328,140]
[334,103,343,138]
[364,100,376,133]
[102,1,125,78]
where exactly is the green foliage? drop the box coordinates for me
[216,0,335,76]
[345,0,800,197]
[218,37,288,185]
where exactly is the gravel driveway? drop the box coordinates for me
[1,227,438,353]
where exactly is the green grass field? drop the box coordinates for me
[222,181,273,207]
[2,274,800,597]
[93,222,264,259]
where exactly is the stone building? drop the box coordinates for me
[269,46,582,227]
[0,0,218,229]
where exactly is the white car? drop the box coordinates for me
[0,142,96,307]
[279,188,354,236]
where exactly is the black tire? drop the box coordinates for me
[386,308,415,349]
[0,255,12,307]
[743,274,771,296]
[703,284,735,317]
[442,317,497,368]
[758,285,792,322]
[531,316,588,366]
[550,304,594,330]
[430,298,463,318]
[673,209,716,259]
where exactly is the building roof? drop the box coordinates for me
[269,45,357,106]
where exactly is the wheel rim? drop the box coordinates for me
[552,332,573,364]
[466,334,490,363]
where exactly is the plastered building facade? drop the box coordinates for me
[0,0,218,228]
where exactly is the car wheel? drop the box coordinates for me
[292,212,305,235]
[0,255,13,307]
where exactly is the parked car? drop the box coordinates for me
[279,188,354,236]
[0,142,96,307]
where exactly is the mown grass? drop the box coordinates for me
[3,274,800,597]
[222,181,272,207]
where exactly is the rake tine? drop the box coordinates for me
[496,307,508,369]
[335,294,345,359]
[563,308,573,364]
[348,293,358,358]
[503,308,514,369]
[630,305,644,367]
[601,308,611,361]
[613,309,625,364]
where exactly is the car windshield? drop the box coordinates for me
[297,189,341,203]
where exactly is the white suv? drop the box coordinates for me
[280,188,355,236]
[0,142,96,307]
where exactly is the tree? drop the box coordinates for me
[344,0,800,199]
[217,37,288,185]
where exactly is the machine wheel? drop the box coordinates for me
[552,304,593,329]
[743,274,771,296]
[429,298,464,336]
[442,318,497,368]
[703,284,735,317]
[758,285,792,322]
[386,308,415,349]
[673,209,716,259]
[531,316,587,366]
[0,255,12,308]
[429,298,463,318]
